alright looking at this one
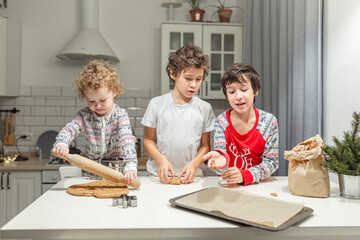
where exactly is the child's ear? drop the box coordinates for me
[169,69,177,80]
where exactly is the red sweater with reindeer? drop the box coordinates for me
[213,108,279,185]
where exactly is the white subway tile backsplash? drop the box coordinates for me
[61,87,77,97]
[31,86,61,96]
[14,126,30,135]
[125,108,137,117]
[13,106,31,116]
[31,126,61,136]
[115,98,135,108]
[76,98,88,108]
[61,107,77,117]
[32,106,62,116]
[123,89,151,98]
[19,116,46,126]
[46,97,76,107]
[135,98,150,108]
[23,97,46,106]
[45,116,69,126]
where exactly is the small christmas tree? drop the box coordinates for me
[324,111,360,175]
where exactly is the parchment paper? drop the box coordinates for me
[175,187,304,228]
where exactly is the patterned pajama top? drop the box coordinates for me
[53,104,137,173]
[213,108,279,185]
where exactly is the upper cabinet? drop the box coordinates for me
[0,17,21,97]
[161,22,243,99]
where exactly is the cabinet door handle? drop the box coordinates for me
[1,172,4,190]
[7,172,10,190]
[205,81,208,96]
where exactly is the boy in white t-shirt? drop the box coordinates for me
[142,44,215,184]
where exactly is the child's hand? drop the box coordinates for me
[55,145,69,160]
[124,170,137,184]
[221,167,244,184]
[157,159,175,184]
[203,151,227,170]
[178,161,197,184]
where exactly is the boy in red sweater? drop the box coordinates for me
[203,63,279,185]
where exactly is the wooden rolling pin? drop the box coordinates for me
[51,149,140,189]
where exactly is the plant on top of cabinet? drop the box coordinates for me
[206,0,243,23]
[188,0,205,22]
[0,0,7,8]
[323,111,360,199]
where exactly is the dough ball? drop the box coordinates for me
[169,177,181,185]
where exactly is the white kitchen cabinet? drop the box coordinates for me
[161,22,243,99]
[41,170,61,194]
[0,16,21,97]
[0,171,41,227]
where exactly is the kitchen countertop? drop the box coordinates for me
[0,153,59,171]
[0,153,148,171]
[1,176,359,239]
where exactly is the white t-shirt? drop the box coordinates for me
[141,92,216,176]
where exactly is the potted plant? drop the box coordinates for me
[0,0,7,8]
[206,0,242,23]
[323,111,360,199]
[188,0,205,22]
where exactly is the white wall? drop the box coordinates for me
[323,0,360,145]
[0,0,244,90]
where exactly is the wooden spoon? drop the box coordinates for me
[7,114,15,146]
[3,113,9,145]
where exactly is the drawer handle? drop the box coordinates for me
[1,172,4,190]
[7,172,10,190]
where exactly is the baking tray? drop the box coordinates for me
[169,188,313,231]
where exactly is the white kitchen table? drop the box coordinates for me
[1,176,360,240]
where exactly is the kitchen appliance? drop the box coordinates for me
[41,170,61,194]
[56,0,119,62]
[47,157,70,165]
[36,130,58,158]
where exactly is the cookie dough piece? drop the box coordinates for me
[169,177,181,185]
[67,180,129,198]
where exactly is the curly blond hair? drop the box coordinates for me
[73,60,124,98]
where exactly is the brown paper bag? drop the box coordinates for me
[284,134,330,197]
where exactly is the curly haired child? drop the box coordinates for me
[54,60,137,184]
[142,44,216,184]
[203,63,279,185]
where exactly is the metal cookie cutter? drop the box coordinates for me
[112,196,123,206]
[112,194,137,208]
[129,196,137,207]
[122,194,128,208]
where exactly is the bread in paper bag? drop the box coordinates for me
[284,134,330,197]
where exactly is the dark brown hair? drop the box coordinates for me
[221,63,261,99]
[166,43,210,80]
